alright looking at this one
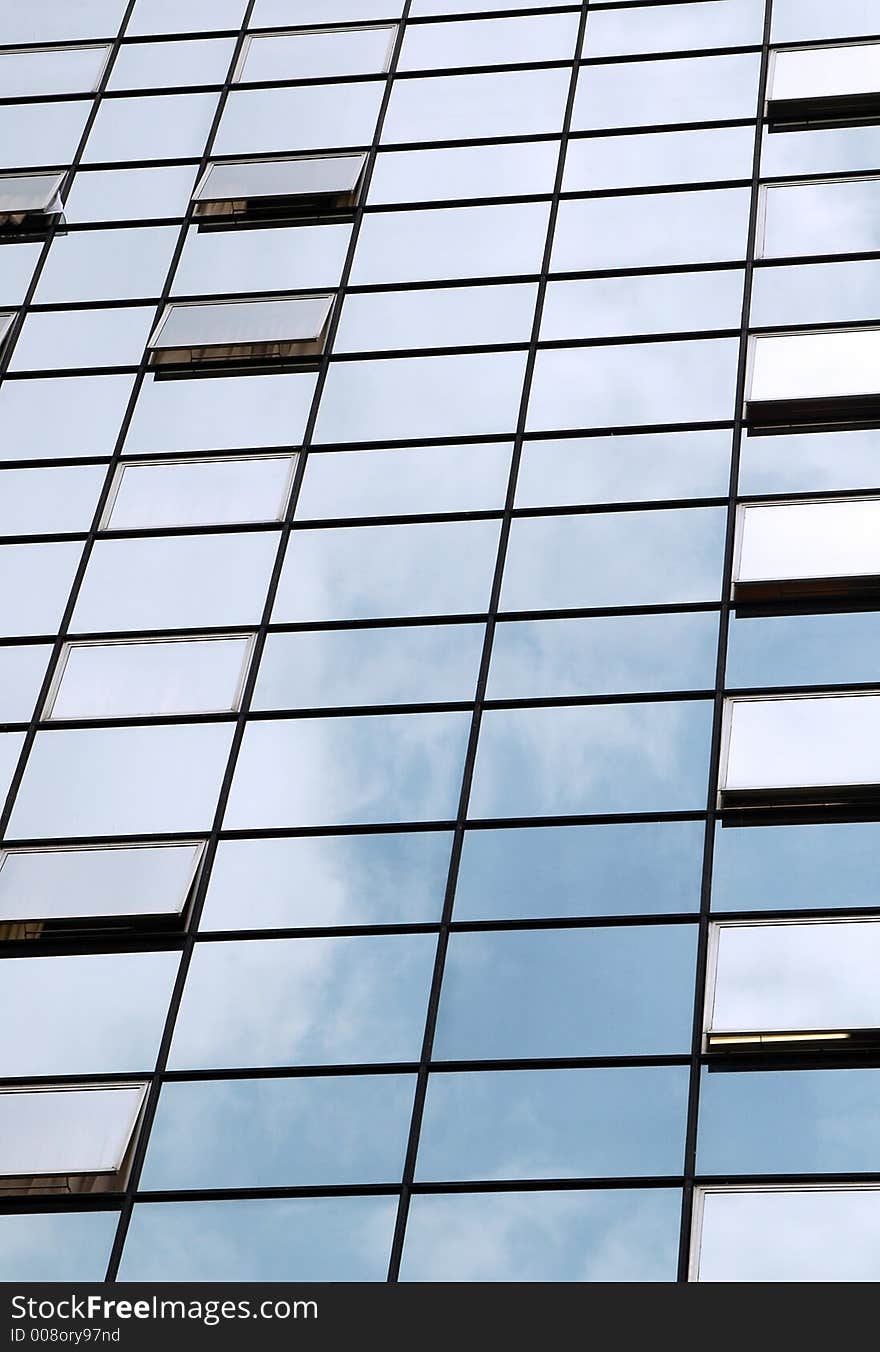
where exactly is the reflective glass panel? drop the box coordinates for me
[584,0,765,56]
[335,282,537,352]
[296,443,511,518]
[0,43,109,96]
[128,0,247,34]
[0,646,50,723]
[236,26,396,82]
[194,154,366,205]
[8,308,155,372]
[0,843,203,924]
[168,934,436,1068]
[541,270,744,341]
[382,68,570,143]
[64,165,198,223]
[722,694,880,796]
[124,371,317,455]
[47,637,251,719]
[770,42,880,108]
[34,226,178,304]
[0,1212,116,1283]
[0,103,87,168]
[469,701,713,817]
[727,609,880,690]
[563,127,755,191]
[761,123,880,179]
[350,202,550,283]
[750,260,880,328]
[151,296,332,350]
[107,37,235,90]
[552,190,751,270]
[713,819,880,914]
[516,431,731,507]
[0,375,135,462]
[771,0,880,42]
[216,83,384,156]
[739,427,880,495]
[0,541,81,637]
[0,1084,144,1177]
[174,222,350,296]
[104,456,295,528]
[735,498,880,591]
[0,465,104,535]
[434,925,698,1058]
[0,2,127,44]
[370,140,559,204]
[223,713,470,829]
[749,329,880,405]
[83,93,219,163]
[760,178,880,259]
[400,13,578,69]
[572,54,761,130]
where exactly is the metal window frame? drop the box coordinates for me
[232,23,399,84]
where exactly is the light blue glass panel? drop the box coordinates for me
[739,428,880,495]
[0,374,135,462]
[454,821,706,921]
[0,1213,117,1282]
[712,820,880,913]
[516,431,731,506]
[434,924,698,1058]
[727,610,880,689]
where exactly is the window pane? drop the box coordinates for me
[335,282,537,352]
[454,821,706,921]
[296,443,511,518]
[0,541,81,637]
[71,533,278,632]
[0,102,88,168]
[541,270,744,342]
[174,222,350,296]
[370,140,559,205]
[8,308,155,372]
[47,637,251,719]
[469,701,713,817]
[0,843,203,924]
[128,0,247,34]
[105,456,295,529]
[584,0,765,57]
[739,427,880,496]
[734,498,880,597]
[0,465,104,535]
[124,371,317,455]
[771,0,880,42]
[34,226,178,304]
[236,27,396,82]
[401,1190,681,1282]
[108,37,234,90]
[202,831,452,931]
[713,819,880,914]
[694,1188,880,1282]
[0,374,134,462]
[572,54,761,130]
[224,713,470,829]
[434,925,697,1058]
[0,44,109,97]
[142,1074,414,1189]
[488,612,719,700]
[0,2,127,44]
[516,431,731,507]
[168,934,436,1068]
[382,68,570,142]
[252,0,402,21]
[64,165,198,223]
[0,950,178,1075]
[0,645,50,722]
[119,1197,396,1282]
[0,1212,117,1283]
[416,1067,689,1181]
[769,41,880,115]
[253,624,484,709]
[502,508,725,610]
[552,190,751,270]
[751,260,880,329]
[761,123,880,179]
[7,724,234,838]
[563,127,755,191]
[709,919,880,1035]
[400,13,578,70]
[727,609,880,690]
[151,295,332,351]
[0,242,44,309]
[216,84,384,156]
[528,340,739,430]
[273,520,499,622]
[760,178,880,259]
[0,1084,144,1177]
[722,694,880,799]
[351,203,550,284]
[83,93,219,163]
[749,330,880,414]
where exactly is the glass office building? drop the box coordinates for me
[2,0,880,1285]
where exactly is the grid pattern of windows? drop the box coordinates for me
[2,0,880,1285]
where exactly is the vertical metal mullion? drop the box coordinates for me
[385,1,593,1285]
[675,0,774,1285]
[101,2,416,1283]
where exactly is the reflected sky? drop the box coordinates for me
[123,371,317,455]
[751,260,880,328]
[738,426,880,495]
[297,443,511,518]
[713,819,880,914]
[119,1196,397,1281]
[0,1212,116,1282]
[83,92,219,163]
[0,645,51,723]
[469,701,713,818]
[564,126,754,192]
[572,53,760,130]
[584,0,765,56]
[0,541,82,636]
[552,189,750,270]
[454,821,705,921]
[727,608,880,690]
[168,934,436,1069]
[515,430,731,506]
[350,203,550,284]
[400,12,578,70]
[0,464,103,535]
[381,67,569,142]
[0,375,135,462]
[434,924,697,1059]
[416,1066,689,1180]
[736,499,880,584]
[401,1188,681,1282]
[761,178,880,259]
[215,83,383,156]
[724,694,880,793]
[542,270,744,342]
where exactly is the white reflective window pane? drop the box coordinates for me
[237,26,396,82]
[737,499,880,588]
[369,141,558,205]
[335,283,537,352]
[297,444,510,519]
[724,694,880,795]
[563,127,755,192]
[174,223,349,296]
[105,457,294,528]
[749,329,880,404]
[34,226,178,304]
[216,83,384,157]
[711,920,880,1035]
[771,42,880,105]
[83,93,220,163]
[0,248,42,308]
[540,271,744,342]
[0,44,109,96]
[0,1212,116,1283]
[552,190,751,270]
[107,37,235,90]
[400,13,578,69]
[572,54,760,129]
[195,154,366,204]
[48,638,251,719]
[7,725,234,839]
[0,844,202,924]
[8,308,155,372]
[225,713,470,830]
[0,1085,144,1177]
[516,431,731,508]
[382,69,570,143]
[0,950,179,1076]
[0,542,81,637]
[772,0,880,43]
[124,372,316,455]
[696,1188,880,1282]
[761,179,880,259]
[0,2,127,44]
[0,103,87,169]
[0,374,135,463]
[351,203,550,284]
[0,465,104,535]
[0,172,64,214]
[64,165,198,223]
[71,534,278,632]
[252,0,402,20]
[128,0,247,34]
[0,646,50,723]
[152,297,332,350]
[585,0,765,57]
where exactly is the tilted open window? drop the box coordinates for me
[0,1083,147,1197]
[0,841,205,941]
[705,918,880,1057]
[745,329,880,432]
[0,172,64,237]
[233,25,396,83]
[147,294,334,374]
[192,154,367,227]
[732,498,880,603]
[720,692,880,814]
[768,41,880,130]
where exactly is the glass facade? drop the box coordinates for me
[1,0,878,1287]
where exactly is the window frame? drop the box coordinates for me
[731,495,880,602]
[744,325,880,431]
[100,454,298,530]
[767,40,880,131]
[0,40,113,96]
[191,152,368,226]
[146,293,335,373]
[232,23,398,83]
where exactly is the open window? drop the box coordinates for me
[767,41,880,130]
[233,25,396,83]
[704,917,880,1057]
[147,294,334,375]
[732,498,880,603]
[691,1186,880,1282]
[0,841,205,941]
[0,172,64,238]
[745,328,880,432]
[0,1083,147,1197]
[192,154,367,228]
[719,692,880,815]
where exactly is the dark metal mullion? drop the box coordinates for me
[675,0,774,1286]
[385,1,593,1285]
[100,1,418,1284]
